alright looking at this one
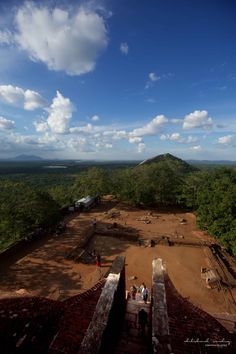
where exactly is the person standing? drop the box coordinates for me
[130,285,137,300]
[96,254,101,267]
[142,284,149,303]
[138,309,148,335]
[139,282,145,294]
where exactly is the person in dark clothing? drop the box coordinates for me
[96,254,101,267]
[130,285,137,300]
[138,309,148,335]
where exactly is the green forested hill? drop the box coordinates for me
[139,153,198,173]
[0,157,235,256]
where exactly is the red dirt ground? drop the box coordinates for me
[0,198,235,330]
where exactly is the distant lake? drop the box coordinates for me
[43,165,68,169]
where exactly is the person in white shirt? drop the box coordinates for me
[141,284,149,303]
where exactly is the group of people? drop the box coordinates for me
[130,283,149,303]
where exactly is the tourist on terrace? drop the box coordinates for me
[138,308,148,335]
[96,254,101,267]
[141,284,149,303]
[130,285,137,300]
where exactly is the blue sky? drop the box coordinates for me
[0,0,236,160]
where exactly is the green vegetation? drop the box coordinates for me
[0,181,60,250]
[0,156,235,256]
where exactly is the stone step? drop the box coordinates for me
[113,299,151,354]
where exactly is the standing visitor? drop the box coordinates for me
[142,284,149,303]
[96,254,101,267]
[138,308,148,335]
[130,285,137,300]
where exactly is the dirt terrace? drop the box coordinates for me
[0,197,235,330]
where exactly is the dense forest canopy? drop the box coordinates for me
[0,156,235,256]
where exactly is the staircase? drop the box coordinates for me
[114,294,152,354]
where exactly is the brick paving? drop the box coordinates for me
[165,274,235,353]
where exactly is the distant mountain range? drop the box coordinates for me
[1,153,236,164]
[187,159,236,165]
[9,154,43,161]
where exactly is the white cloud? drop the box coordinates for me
[24,89,47,110]
[47,91,73,134]
[190,145,202,151]
[171,118,182,124]
[217,135,234,146]
[183,110,213,130]
[95,141,112,149]
[112,130,128,140]
[0,116,15,130]
[33,121,48,133]
[138,142,146,153]
[129,136,142,144]
[14,3,108,75]
[149,72,159,82]
[70,123,94,135]
[0,85,46,110]
[120,42,129,55]
[145,72,160,89]
[91,115,99,121]
[0,30,14,45]
[39,132,59,145]
[67,136,94,152]
[12,133,39,145]
[131,115,168,137]
[0,85,24,105]
[160,133,198,144]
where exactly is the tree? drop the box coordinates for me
[196,168,236,255]
[73,167,111,197]
[0,180,60,250]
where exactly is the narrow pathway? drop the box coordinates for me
[114,294,152,354]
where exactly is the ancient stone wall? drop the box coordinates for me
[79,256,126,354]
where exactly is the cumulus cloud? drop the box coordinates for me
[217,135,234,146]
[12,133,39,145]
[67,136,94,152]
[113,130,127,140]
[47,91,74,134]
[70,123,94,135]
[0,85,46,110]
[24,89,47,110]
[138,142,146,153]
[190,145,202,151]
[0,116,15,130]
[14,3,108,75]
[91,115,99,121]
[0,85,24,106]
[160,133,198,144]
[33,121,48,133]
[129,136,143,144]
[0,30,14,45]
[120,42,129,55]
[183,110,213,130]
[131,115,168,137]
